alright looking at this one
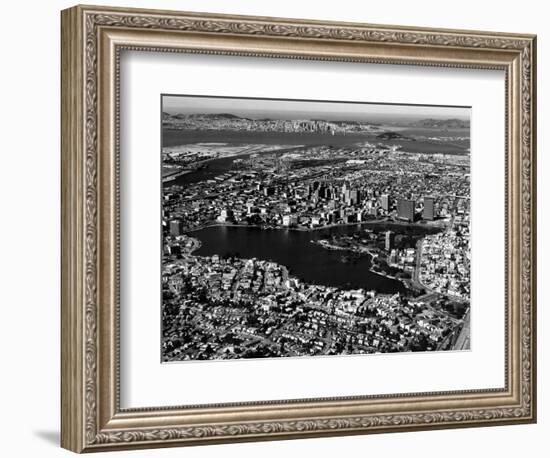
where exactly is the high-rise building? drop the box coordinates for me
[385,230,395,252]
[397,198,415,222]
[350,189,361,205]
[169,219,183,236]
[322,185,333,200]
[308,181,320,198]
[423,197,435,220]
[341,182,349,196]
[343,189,351,205]
[381,194,391,211]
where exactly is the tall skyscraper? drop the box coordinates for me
[381,194,391,211]
[350,189,361,205]
[343,189,351,205]
[423,197,435,220]
[397,198,415,222]
[385,230,395,252]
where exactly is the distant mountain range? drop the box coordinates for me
[175,113,246,120]
[409,118,470,129]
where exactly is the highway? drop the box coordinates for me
[452,309,470,350]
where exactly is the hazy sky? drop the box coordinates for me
[162,94,470,122]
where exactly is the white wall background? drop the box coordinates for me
[0,0,545,457]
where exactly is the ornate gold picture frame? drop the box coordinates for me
[61,4,536,453]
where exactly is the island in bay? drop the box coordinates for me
[161,95,471,362]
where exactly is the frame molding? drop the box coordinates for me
[61,4,536,453]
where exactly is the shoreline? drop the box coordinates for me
[163,144,308,185]
[181,235,408,296]
[184,218,423,234]
[311,239,413,287]
[179,219,447,295]
[162,169,191,182]
[183,223,418,293]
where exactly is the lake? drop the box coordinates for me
[191,225,409,294]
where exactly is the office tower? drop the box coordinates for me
[341,182,349,195]
[381,194,391,211]
[397,198,415,222]
[350,189,361,205]
[342,189,351,205]
[308,181,320,198]
[423,197,435,220]
[385,230,395,252]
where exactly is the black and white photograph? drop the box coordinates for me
[161,95,471,362]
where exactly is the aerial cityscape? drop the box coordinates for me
[161,95,471,362]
